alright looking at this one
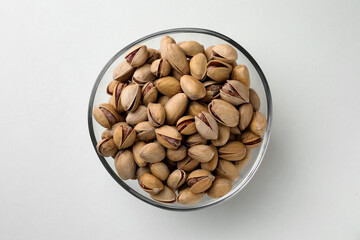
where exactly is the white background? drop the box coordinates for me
[1,0,359,239]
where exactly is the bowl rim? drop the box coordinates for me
[88,27,273,211]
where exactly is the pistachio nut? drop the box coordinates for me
[215,160,240,182]
[166,145,187,162]
[134,121,155,141]
[177,156,200,172]
[171,68,183,80]
[150,58,171,77]
[132,63,156,86]
[107,80,118,95]
[210,44,238,64]
[180,75,206,100]
[186,133,207,147]
[188,144,215,162]
[249,111,267,136]
[138,173,164,194]
[234,150,251,171]
[111,121,129,130]
[189,53,207,80]
[207,178,232,198]
[125,45,148,67]
[113,61,135,82]
[150,186,176,204]
[204,45,214,60]
[187,101,208,116]
[167,169,187,189]
[201,81,221,102]
[211,124,230,146]
[219,141,247,161]
[132,141,148,167]
[164,93,188,125]
[162,43,189,75]
[111,82,127,113]
[187,169,215,193]
[114,150,136,180]
[201,145,219,172]
[136,166,151,179]
[249,88,260,111]
[160,36,176,54]
[146,48,161,64]
[230,126,241,135]
[220,80,249,105]
[147,103,166,127]
[158,95,170,106]
[96,138,118,157]
[176,115,196,135]
[125,105,147,126]
[208,99,240,127]
[155,76,181,97]
[195,111,218,140]
[149,162,170,181]
[113,125,136,149]
[120,84,141,112]
[141,82,158,106]
[93,103,121,128]
[177,188,203,205]
[139,142,166,163]
[206,60,232,82]
[155,125,182,149]
[178,41,205,57]
[238,103,254,131]
[101,129,113,139]
[231,64,250,87]
[165,158,178,170]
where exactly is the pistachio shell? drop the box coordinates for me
[211,124,230,146]
[177,188,203,205]
[96,138,118,157]
[114,150,136,180]
[206,60,232,82]
[150,58,171,77]
[235,150,251,170]
[186,133,207,147]
[120,84,141,112]
[101,129,113,139]
[93,103,121,128]
[136,166,151,179]
[230,126,241,135]
[125,105,147,126]
[240,131,262,149]
[176,115,196,135]
[220,80,249,105]
[111,82,127,113]
[147,103,165,127]
[132,141,148,167]
[249,111,267,136]
[150,162,170,181]
[166,145,187,162]
[177,156,200,172]
[178,41,205,57]
[188,145,215,162]
[238,103,253,131]
[160,36,176,54]
[187,101,208,116]
[208,99,239,127]
[195,111,218,140]
[150,186,176,204]
[113,125,136,149]
[231,64,250,87]
[134,121,155,141]
[204,45,215,60]
[207,178,232,198]
[132,63,156,86]
[139,173,164,194]
[211,44,238,63]
[201,81,222,102]
[107,80,118,95]
[219,141,247,161]
[155,76,181,97]
[216,160,239,182]
[139,142,166,163]
[167,169,187,189]
[187,169,215,193]
[249,88,261,111]
[141,82,158,106]
[189,53,207,80]
[113,61,135,82]
[158,95,170,106]
[180,75,206,100]
[201,145,219,171]
[146,48,161,64]
[125,45,148,67]
[162,43,189,75]
[155,125,182,149]
[164,93,188,125]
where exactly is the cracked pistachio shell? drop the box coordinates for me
[177,156,200,172]
[126,105,147,126]
[180,75,206,100]
[230,126,241,135]
[231,64,250,87]
[235,150,251,170]
[101,129,113,139]
[96,138,118,157]
[249,112,267,136]
[139,173,163,194]
[134,121,155,141]
[150,58,171,77]
[211,44,238,64]
[132,63,156,86]
[147,103,165,127]
[189,53,207,80]
[113,125,136,149]
[132,141,148,167]
[206,60,232,83]
[155,125,182,149]
[136,166,151,179]
[146,48,161,64]
[186,133,207,147]
[220,80,249,105]
[187,101,208,116]
[188,145,215,163]
[111,82,127,113]
[187,169,215,193]
[166,145,187,162]
[201,145,218,172]
[201,81,222,102]
[139,142,165,163]
[195,111,219,140]
[120,84,141,112]
[125,45,148,67]
[114,150,136,180]
[167,169,187,189]
[209,99,240,127]
[107,80,118,95]
[141,82,158,106]
[158,96,170,106]
[219,141,247,161]
[207,178,232,198]
[216,160,240,182]
[238,103,254,131]
[164,93,188,125]
[249,88,261,111]
[150,186,176,204]
[211,125,230,147]
[155,76,181,97]
[150,162,170,181]
[178,41,205,57]
[177,188,203,205]
[93,103,121,128]
[113,61,135,82]
[176,115,196,135]
[162,43,189,75]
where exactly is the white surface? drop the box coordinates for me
[0,0,359,239]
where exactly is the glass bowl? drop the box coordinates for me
[88,28,272,211]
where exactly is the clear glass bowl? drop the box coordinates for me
[88,28,272,211]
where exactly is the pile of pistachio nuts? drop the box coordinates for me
[93,36,267,205]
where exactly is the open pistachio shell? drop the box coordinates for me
[208,99,239,127]
[125,45,148,67]
[155,125,182,149]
